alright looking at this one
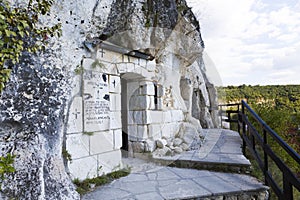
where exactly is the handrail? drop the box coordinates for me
[219,101,300,200]
[241,100,300,164]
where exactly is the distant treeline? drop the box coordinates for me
[217,84,300,112]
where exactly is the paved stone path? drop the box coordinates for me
[82,164,267,200]
[82,129,268,200]
[153,129,251,171]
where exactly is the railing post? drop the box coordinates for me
[283,174,293,200]
[242,102,246,155]
[263,129,269,186]
[220,105,223,128]
[237,104,241,134]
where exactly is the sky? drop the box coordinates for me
[187,0,300,86]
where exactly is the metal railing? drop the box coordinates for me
[219,101,300,200]
[218,103,240,132]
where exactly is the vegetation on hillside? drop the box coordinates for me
[218,84,300,153]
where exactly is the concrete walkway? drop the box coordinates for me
[82,129,268,200]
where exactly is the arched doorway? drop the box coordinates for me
[120,72,144,156]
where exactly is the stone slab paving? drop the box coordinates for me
[82,130,268,199]
[82,165,268,200]
[152,129,251,171]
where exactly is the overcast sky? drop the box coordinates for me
[187,0,300,86]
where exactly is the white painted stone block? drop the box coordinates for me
[171,122,181,136]
[110,111,122,129]
[128,95,141,111]
[69,156,98,180]
[171,110,184,122]
[83,72,110,132]
[148,124,162,140]
[132,111,144,124]
[130,110,163,125]
[97,150,122,175]
[113,129,122,149]
[138,57,147,68]
[156,98,163,110]
[157,85,164,97]
[128,111,135,125]
[139,81,155,96]
[66,133,90,159]
[122,54,130,63]
[110,93,121,111]
[129,56,139,65]
[105,63,119,76]
[129,95,154,110]
[128,125,138,141]
[67,97,83,134]
[143,110,152,124]
[161,123,173,138]
[89,131,114,155]
[163,111,172,123]
[141,68,154,78]
[82,58,110,73]
[149,96,155,110]
[117,63,127,73]
[127,82,139,99]
[109,75,121,93]
[137,125,148,141]
[126,63,135,72]
[147,110,164,124]
[134,65,143,75]
[146,60,156,72]
[97,49,123,64]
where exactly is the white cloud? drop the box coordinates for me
[187,0,300,86]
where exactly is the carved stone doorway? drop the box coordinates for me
[120,72,144,157]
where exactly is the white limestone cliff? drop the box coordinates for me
[0,0,219,199]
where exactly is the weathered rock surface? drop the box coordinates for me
[0,57,79,199]
[0,0,220,199]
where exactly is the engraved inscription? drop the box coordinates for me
[83,71,110,131]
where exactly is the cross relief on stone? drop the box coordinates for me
[72,109,81,119]
[99,48,105,57]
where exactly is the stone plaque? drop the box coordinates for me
[83,71,110,132]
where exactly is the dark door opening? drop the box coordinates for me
[121,77,128,153]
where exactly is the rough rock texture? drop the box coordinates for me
[0,0,219,199]
[0,56,79,199]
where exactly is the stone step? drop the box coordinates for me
[151,129,251,173]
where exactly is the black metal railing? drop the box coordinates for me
[218,103,240,132]
[219,101,300,200]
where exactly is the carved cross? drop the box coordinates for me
[72,109,81,119]
[99,48,105,57]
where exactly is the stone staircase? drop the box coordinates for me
[83,129,269,200]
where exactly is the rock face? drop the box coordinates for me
[0,0,220,199]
